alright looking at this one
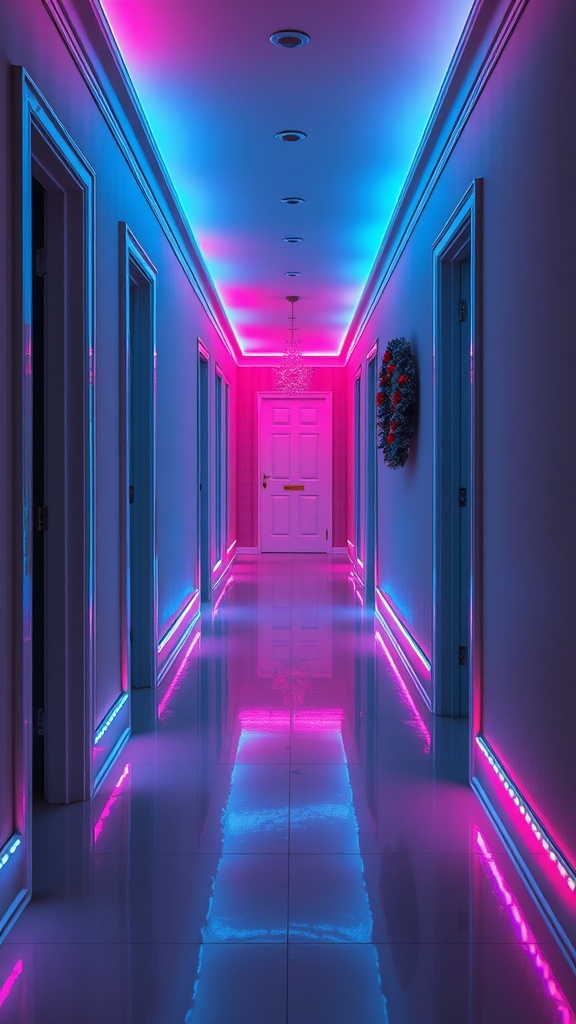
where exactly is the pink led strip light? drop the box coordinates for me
[476,736,576,895]
[93,764,131,844]
[0,960,23,1012]
[375,631,431,754]
[238,708,344,732]
[476,830,574,1023]
[157,630,201,721]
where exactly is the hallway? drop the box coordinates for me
[0,556,574,1024]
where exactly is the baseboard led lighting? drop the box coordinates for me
[157,592,199,654]
[375,590,431,673]
[0,960,23,1013]
[213,574,235,620]
[348,571,364,607]
[94,692,128,746]
[476,736,576,895]
[93,764,131,844]
[476,830,574,1023]
[0,835,21,872]
[375,631,431,754]
[157,630,201,721]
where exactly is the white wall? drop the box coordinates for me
[0,0,237,933]
[348,0,576,944]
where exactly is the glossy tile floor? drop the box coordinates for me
[1,555,575,1023]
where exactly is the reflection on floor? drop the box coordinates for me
[1,555,575,1023]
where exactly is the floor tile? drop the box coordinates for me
[1,555,574,1024]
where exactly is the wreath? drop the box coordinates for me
[376,337,418,469]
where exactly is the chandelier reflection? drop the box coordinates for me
[274,295,314,392]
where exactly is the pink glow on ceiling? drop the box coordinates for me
[99,0,476,359]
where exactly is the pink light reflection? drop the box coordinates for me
[212,574,235,621]
[476,829,575,1023]
[0,959,23,1011]
[375,631,431,754]
[238,708,344,732]
[157,630,201,721]
[93,764,131,844]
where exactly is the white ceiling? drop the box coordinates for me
[98,0,475,360]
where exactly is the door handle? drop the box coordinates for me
[262,473,270,489]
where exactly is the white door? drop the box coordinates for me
[259,394,332,553]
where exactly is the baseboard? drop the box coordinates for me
[157,590,201,683]
[235,546,259,555]
[375,587,432,708]
[472,737,576,974]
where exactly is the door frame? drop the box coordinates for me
[14,65,95,810]
[432,179,482,717]
[365,343,378,606]
[120,224,157,702]
[353,368,363,569]
[257,392,333,554]
[198,342,211,600]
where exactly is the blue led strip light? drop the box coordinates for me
[476,736,576,894]
[0,835,22,872]
[94,692,129,746]
[157,593,199,654]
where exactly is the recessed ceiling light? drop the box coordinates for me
[281,197,305,205]
[282,237,303,243]
[275,130,307,143]
[284,271,302,277]
[270,30,310,49]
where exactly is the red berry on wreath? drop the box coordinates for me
[387,432,395,444]
[384,351,392,363]
[392,390,401,406]
[376,392,384,405]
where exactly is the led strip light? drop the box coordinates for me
[0,835,21,872]
[0,960,23,1013]
[157,592,199,654]
[94,692,129,746]
[93,764,131,844]
[375,590,431,672]
[375,631,431,753]
[157,630,201,721]
[476,736,576,894]
[476,830,574,1022]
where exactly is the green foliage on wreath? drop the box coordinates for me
[376,337,418,469]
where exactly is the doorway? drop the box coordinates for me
[258,393,332,553]
[198,348,211,600]
[365,350,378,606]
[31,177,46,796]
[432,180,482,717]
[121,226,157,691]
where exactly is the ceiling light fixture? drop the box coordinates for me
[270,30,310,49]
[274,296,314,393]
[284,271,301,277]
[283,236,303,244]
[275,130,307,142]
[281,197,305,205]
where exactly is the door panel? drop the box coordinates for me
[260,395,332,553]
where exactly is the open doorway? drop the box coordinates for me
[432,180,482,718]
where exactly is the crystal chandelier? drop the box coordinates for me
[274,295,314,392]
